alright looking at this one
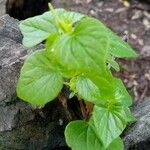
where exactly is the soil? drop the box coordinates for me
[0,0,150,101]
[52,0,150,101]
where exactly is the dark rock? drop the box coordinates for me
[6,0,52,20]
[0,0,6,17]
[124,98,150,150]
[0,14,22,42]
[0,15,69,149]
[137,0,150,3]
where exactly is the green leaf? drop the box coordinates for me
[107,54,120,71]
[75,75,114,103]
[52,17,110,75]
[92,104,127,148]
[88,73,115,100]
[109,32,137,58]
[121,107,136,122]
[46,33,60,51]
[20,9,84,48]
[60,11,85,24]
[17,50,63,106]
[65,120,105,150]
[45,33,81,79]
[19,9,65,47]
[108,137,124,150]
[75,76,102,103]
[45,34,78,78]
[108,59,120,71]
[69,74,115,104]
[113,78,132,107]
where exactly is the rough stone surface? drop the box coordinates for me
[0,15,69,150]
[123,98,150,150]
[0,15,22,42]
[0,0,6,17]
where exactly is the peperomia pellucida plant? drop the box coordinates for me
[17,3,137,150]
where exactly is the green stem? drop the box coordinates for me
[48,3,60,27]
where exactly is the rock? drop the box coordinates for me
[123,98,150,150]
[138,0,150,3]
[141,45,150,57]
[0,15,69,149]
[0,14,22,42]
[0,21,25,104]
[6,0,51,20]
[0,0,6,17]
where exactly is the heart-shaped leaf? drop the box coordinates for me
[52,17,110,75]
[19,9,65,47]
[108,137,124,150]
[75,76,102,103]
[20,9,84,48]
[17,50,63,106]
[92,104,127,148]
[65,120,104,150]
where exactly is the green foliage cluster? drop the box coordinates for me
[17,4,137,150]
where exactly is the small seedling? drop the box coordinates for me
[17,4,137,150]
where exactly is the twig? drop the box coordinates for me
[140,86,148,100]
[58,94,72,121]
